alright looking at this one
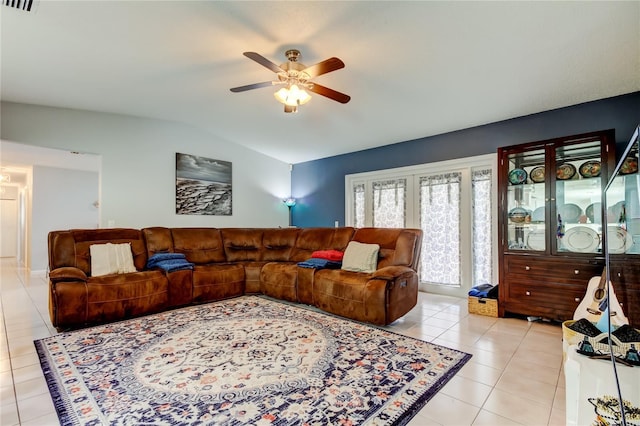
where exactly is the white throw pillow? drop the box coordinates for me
[341,241,380,273]
[90,243,137,277]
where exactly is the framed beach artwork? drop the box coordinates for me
[175,153,232,215]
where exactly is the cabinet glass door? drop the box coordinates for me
[506,147,546,251]
[555,140,604,254]
[605,131,639,255]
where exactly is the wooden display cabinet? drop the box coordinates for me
[498,129,616,322]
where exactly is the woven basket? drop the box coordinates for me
[562,320,639,358]
[468,296,498,317]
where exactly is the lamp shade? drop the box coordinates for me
[283,197,296,207]
[274,84,311,107]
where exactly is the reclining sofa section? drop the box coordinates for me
[47,226,422,330]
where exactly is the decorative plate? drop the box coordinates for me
[620,156,638,175]
[529,166,545,183]
[607,226,633,254]
[508,207,528,223]
[558,203,583,223]
[579,160,601,178]
[530,206,545,223]
[585,202,601,224]
[556,163,577,180]
[526,230,546,251]
[563,226,600,253]
[508,168,527,185]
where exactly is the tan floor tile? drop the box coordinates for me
[512,346,563,371]
[483,388,552,426]
[1,385,16,406]
[472,409,524,425]
[495,369,556,407]
[436,329,484,346]
[473,334,521,354]
[407,411,444,425]
[0,402,20,426]
[9,352,40,370]
[20,413,61,426]
[12,363,46,385]
[421,392,482,425]
[548,405,566,426]
[15,392,56,423]
[465,346,513,370]
[440,375,493,407]
[456,360,503,387]
[13,376,49,402]
[504,357,561,386]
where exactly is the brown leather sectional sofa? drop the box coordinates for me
[47,226,422,330]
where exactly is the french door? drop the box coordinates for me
[345,154,497,297]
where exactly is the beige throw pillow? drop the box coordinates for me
[341,241,380,273]
[90,243,137,277]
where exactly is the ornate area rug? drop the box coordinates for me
[35,296,471,425]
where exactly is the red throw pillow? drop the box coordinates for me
[311,249,344,261]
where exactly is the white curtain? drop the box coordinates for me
[353,183,365,228]
[472,168,493,285]
[372,179,406,228]
[419,173,461,286]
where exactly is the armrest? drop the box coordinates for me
[49,267,87,283]
[371,265,415,281]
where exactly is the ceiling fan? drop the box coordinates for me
[230,49,351,113]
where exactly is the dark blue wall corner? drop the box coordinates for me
[291,92,640,228]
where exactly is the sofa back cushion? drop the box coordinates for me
[48,228,147,276]
[351,228,422,270]
[262,228,299,261]
[289,227,355,262]
[142,227,174,257]
[221,229,264,262]
[171,228,226,264]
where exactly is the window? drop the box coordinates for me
[345,154,497,297]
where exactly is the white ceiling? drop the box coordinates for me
[1,1,639,164]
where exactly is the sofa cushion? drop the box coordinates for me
[341,241,380,273]
[262,228,298,261]
[172,228,226,264]
[90,243,137,277]
[61,228,148,274]
[221,229,264,262]
[85,270,169,324]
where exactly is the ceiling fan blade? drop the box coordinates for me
[243,52,285,74]
[308,83,351,104]
[302,57,345,78]
[230,81,274,92]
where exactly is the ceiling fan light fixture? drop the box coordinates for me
[274,84,311,107]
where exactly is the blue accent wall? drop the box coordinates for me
[291,92,640,227]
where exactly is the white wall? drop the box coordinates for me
[1,102,291,230]
[31,166,100,272]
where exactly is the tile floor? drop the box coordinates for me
[0,257,567,425]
